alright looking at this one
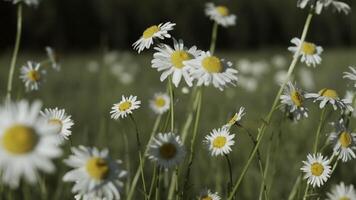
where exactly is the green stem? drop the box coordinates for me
[6,3,23,100]
[288,175,302,200]
[127,115,161,200]
[313,108,327,153]
[148,165,157,200]
[209,22,218,54]
[181,88,199,142]
[169,78,175,132]
[227,12,314,200]
[302,184,310,200]
[155,168,161,200]
[224,154,233,195]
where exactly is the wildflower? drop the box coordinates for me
[204,127,235,156]
[150,93,170,115]
[343,66,356,88]
[147,132,185,169]
[185,51,238,91]
[205,3,236,27]
[20,61,45,91]
[0,100,62,188]
[110,95,141,119]
[199,189,221,200]
[329,119,356,162]
[40,107,74,144]
[297,0,350,15]
[63,146,127,200]
[151,39,202,87]
[132,22,175,53]
[288,37,323,67]
[305,88,353,111]
[301,153,331,188]
[326,182,356,200]
[344,91,356,118]
[45,47,61,71]
[280,82,309,120]
[224,107,246,128]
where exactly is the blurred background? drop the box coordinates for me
[0,0,355,52]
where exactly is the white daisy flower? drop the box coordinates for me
[327,182,356,200]
[305,88,353,111]
[0,100,62,188]
[297,0,350,15]
[151,39,202,87]
[344,91,356,118]
[329,119,356,162]
[288,37,323,67]
[20,61,45,91]
[185,51,238,91]
[224,107,246,129]
[205,3,236,27]
[343,66,356,88]
[149,93,170,115]
[4,0,40,6]
[204,127,235,156]
[63,146,127,200]
[45,47,61,71]
[280,82,309,120]
[198,189,221,200]
[300,153,331,188]
[147,132,185,169]
[110,95,141,119]
[132,22,176,53]
[40,107,74,144]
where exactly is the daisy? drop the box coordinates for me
[329,119,356,162]
[344,91,356,118]
[40,107,74,144]
[301,153,331,188]
[4,0,40,6]
[205,3,236,27]
[45,47,61,71]
[198,189,221,200]
[297,0,350,15]
[132,22,175,53]
[0,100,62,188]
[305,88,353,111]
[327,182,356,200]
[110,95,141,119]
[224,106,246,129]
[280,82,309,120]
[63,146,127,200]
[288,37,323,67]
[20,61,45,91]
[147,132,185,169]
[343,66,356,88]
[204,127,235,156]
[151,39,202,87]
[149,93,170,115]
[185,51,238,91]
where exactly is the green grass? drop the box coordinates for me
[0,48,355,199]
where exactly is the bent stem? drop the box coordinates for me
[227,12,314,200]
[6,3,23,101]
[127,115,161,200]
[209,22,218,54]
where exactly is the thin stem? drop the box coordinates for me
[155,168,161,200]
[302,184,310,200]
[288,175,302,200]
[224,154,233,195]
[6,4,23,100]
[209,22,218,54]
[313,108,327,153]
[181,88,199,142]
[129,115,148,200]
[127,115,161,200]
[169,78,175,132]
[148,165,157,200]
[227,12,314,200]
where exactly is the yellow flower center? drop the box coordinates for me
[339,131,352,148]
[291,90,303,107]
[2,125,38,154]
[301,42,316,55]
[155,97,166,108]
[216,6,229,16]
[213,136,227,148]
[171,50,191,69]
[310,162,324,176]
[339,197,350,200]
[159,143,177,159]
[202,56,223,73]
[201,196,213,200]
[142,25,159,39]
[318,88,338,99]
[27,70,41,82]
[118,101,132,111]
[86,157,109,180]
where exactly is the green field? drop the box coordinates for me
[0,48,356,199]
